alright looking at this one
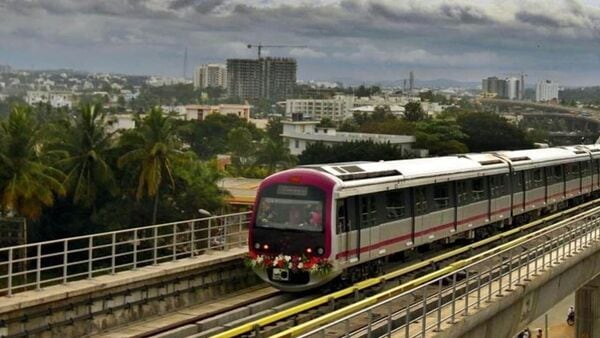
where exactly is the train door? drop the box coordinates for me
[360,194,376,261]
[412,186,427,246]
[343,197,360,263]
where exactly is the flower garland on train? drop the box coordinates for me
[245,252,332,275]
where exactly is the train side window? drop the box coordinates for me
[385,190,406,220]
[533,168,543,187]
[581,161,590,176]
[472,178,485,201]
[490,174,507,198]
[456,180,469,205]
[554,165,563,182]
[414,187,428,215]
[360,195,377,228]
[512,171,523,191]
[433,183,450,209]
[336,199,346,234]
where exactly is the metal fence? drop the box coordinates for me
[300,208,600,338]
[0,211,251,297]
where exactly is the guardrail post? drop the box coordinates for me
[172,223,177,260]
[63,240,68,284]
[36,243,41,290]
[487,265,493,303]
[450,273,457,324]
[239,214,244,247]
[497,257,504,297]
[386,302,393,337]
[405,304,410,337]
[464,269,470,316]
[435,279,442,331]
[133,230,138,270]
[476,270,481,309]
[422,289,427,335]
[541,242,546,272]
[208,218,212,250]
[507,252,513,292]
[88,236,93,279]
[368,309,373,338]
[111,233,116,275]
[7,247,13,297]
[191,221,196,257]
[153,226,158,265]
[524,247,531,282]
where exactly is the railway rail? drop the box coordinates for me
[143,198,600,338]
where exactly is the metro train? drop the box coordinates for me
[247,144,600,292]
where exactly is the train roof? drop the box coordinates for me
[315,154,507,185]
[495,147,589,168]
[577,144,600,157]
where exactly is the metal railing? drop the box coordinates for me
[0,211,251,297]
[298,208,600,338]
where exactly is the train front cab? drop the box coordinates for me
[248,169,338,292]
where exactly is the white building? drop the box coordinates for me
[107,114,137,133]
[506,77,520,100]
[25,91,73,108]
[184,104,251,121]
[285,96,355,121]
[146,76,191,87]
[281,120,416,156]
[193,64,227,89]
[536,80,559,102]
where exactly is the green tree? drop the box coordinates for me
[256,138,296,173]
[52,103,118,211]
[0,106,65,219]
[456,112,533,152]
[298,140,408,165]
[403,102,427,122]
[227,127,255,167]
[415,119,468,155]
[118,107,190,224]
[265,118,283,143]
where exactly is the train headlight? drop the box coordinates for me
[316,247,324,255]
[306,247,313,254]
[254,242,260,249]
[263,244,270,250]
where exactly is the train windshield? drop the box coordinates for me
[255,184,325,232]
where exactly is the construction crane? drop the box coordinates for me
[247,43,309,59]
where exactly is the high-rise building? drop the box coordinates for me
[193,64,227,89]
[482,76,521,100]
[0,64,12,74]
[409,71,415,91]
[227,57,296,100]
[536,80,559,102]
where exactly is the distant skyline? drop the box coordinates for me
[2,0,600,86]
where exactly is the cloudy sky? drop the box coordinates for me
[2,0,600,85]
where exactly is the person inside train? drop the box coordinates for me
[309,204,323,228]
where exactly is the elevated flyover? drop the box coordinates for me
[0,212,258,337]
[272,205,600,338]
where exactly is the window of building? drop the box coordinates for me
[294,140,299,148]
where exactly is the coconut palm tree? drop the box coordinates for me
[118,107,190,224]
[0,106,65,219]
[51,103,117,211]
[256,137,296,173]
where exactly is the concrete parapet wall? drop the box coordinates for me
[0,248,260,337]
[435,241,600,338]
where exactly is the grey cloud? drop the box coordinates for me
[440,4,491,24]
[169,0,225,13]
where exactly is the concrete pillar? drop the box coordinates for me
[576,274,600,338]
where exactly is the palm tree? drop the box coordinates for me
[52,103,117,211]
[256,137,296,173]
[118,108,189,224]
[0,106,65,219]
